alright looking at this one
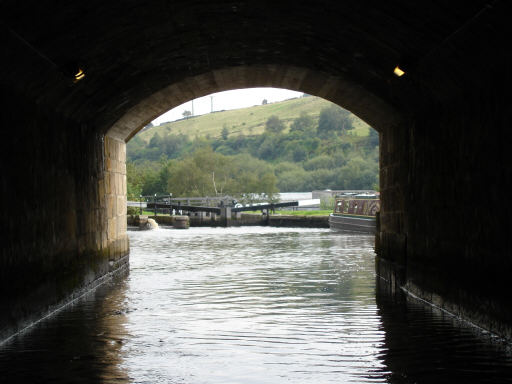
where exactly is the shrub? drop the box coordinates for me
[127,206,139,215]
[320,196,335,210]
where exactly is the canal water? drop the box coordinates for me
[1,227,511,383]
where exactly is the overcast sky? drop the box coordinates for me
[151,88,304,125]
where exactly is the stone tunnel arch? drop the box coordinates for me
[1,0,510,343]
[107,65,400,142]
[103,66,391,269]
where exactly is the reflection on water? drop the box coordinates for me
[122,227,383,384]
[0,227,511,383]
[376,284,512,384]
[0,278,131,383]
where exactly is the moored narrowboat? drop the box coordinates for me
[329,196,380,234]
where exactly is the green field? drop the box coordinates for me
[137,96,371,142]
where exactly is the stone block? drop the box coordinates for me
[119,142,126,161]
[107,194,115,219]
[116,215,125,234]
[121,176,127,195]
[119,161,126,175]
[110,173,117,194]
[101,231,108,249]
[98,177,105,197]
[116,195,126,216]
[107,217,117,240]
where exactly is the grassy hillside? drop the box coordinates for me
[127,95,379,197]
[137,96,371,142]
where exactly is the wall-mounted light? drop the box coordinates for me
[393,66,405,77]
[74,68,85,82]
[61,62,86,84]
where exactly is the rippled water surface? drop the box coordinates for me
[1,227,511,383]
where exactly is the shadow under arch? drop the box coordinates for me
[106,64,401,142]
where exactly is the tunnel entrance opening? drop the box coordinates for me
[123,87,380,217]
[102,68,392,288]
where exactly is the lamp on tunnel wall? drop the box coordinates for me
[61,62,85,83]
[393,65,405,77]
[393,56,416,78]
[73,68,85,82]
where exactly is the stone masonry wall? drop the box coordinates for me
[0,90,129,342]
[377,76,512,338]
[104,136,129,261]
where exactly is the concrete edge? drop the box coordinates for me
[0,255,130,346]
[376,256,512,342]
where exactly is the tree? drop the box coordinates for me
[290,112,315,135]
[317,105,352,138]
[366,128,379,148]
[257,172,279,201]
[164,148,279,198]
[182,110,192,119]
[258,135,279,160]
[162,133,190,158]
[262,99,268,105]
[221,125,229,140]
[230,153,279,201]
[292,146,308,162]
[336,157,378,190]
[126,161,144,199]
[276,168,310,192]
[148,132,163,148]
[265,115,285,134]
[303,154,335,170]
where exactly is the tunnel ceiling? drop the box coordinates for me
[1,0,503,139]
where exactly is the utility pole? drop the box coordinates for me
[191,100,195,116]
[210,96,214,113]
